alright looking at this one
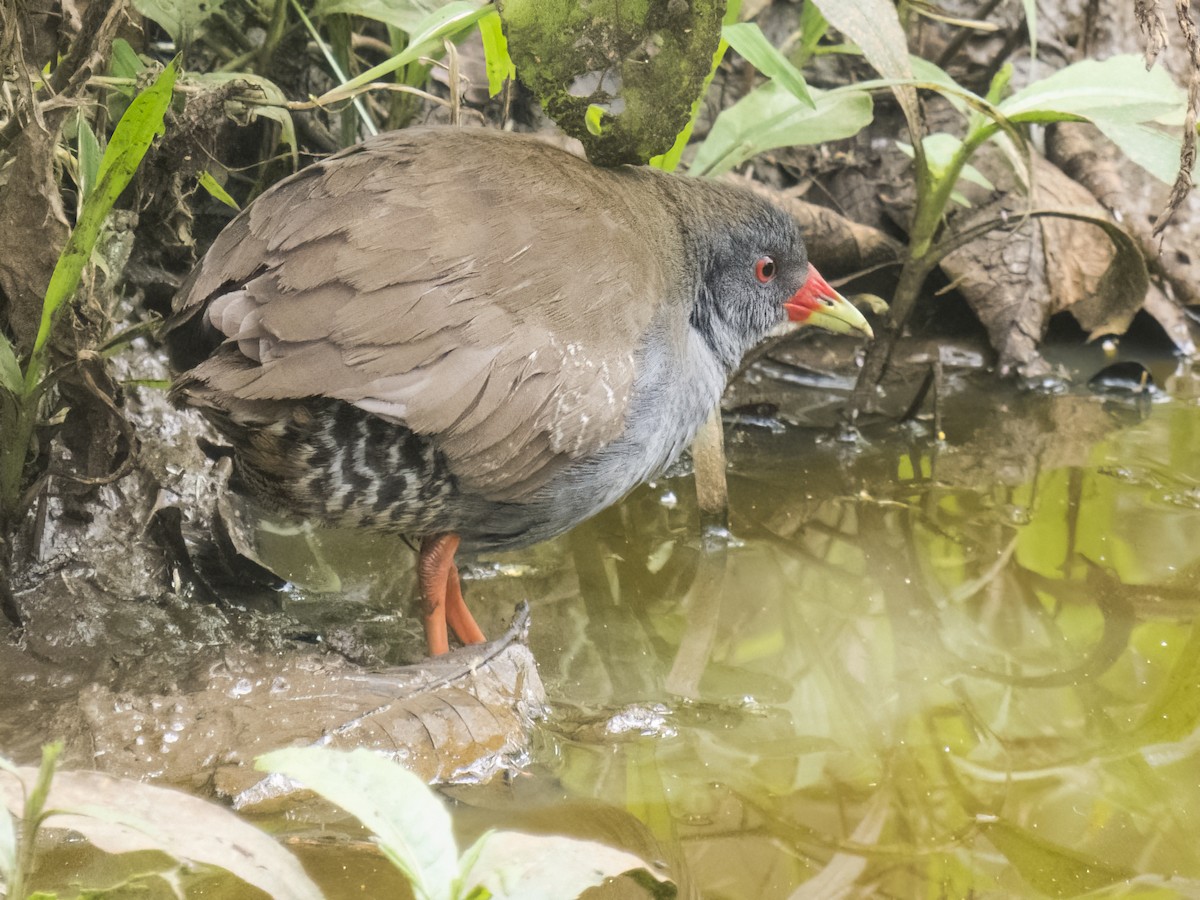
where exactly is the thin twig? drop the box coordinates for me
[1152,0,1200,236]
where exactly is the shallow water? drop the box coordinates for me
[24,350,1200,898]
[462,354,1200,898]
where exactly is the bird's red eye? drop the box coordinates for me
[755,257,777,284]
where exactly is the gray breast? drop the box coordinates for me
[455,314,727,552]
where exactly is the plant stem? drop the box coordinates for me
[258,0,290,72]
[8,743,64,900]
[844,250,941,421]
[843,128,988,426]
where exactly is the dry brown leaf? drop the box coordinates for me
[78,613,545,806]
[1035,156,1143,337]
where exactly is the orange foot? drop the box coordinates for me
[418,533,487,655]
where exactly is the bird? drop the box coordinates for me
[167,126,873,656]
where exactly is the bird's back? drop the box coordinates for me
[168,127,710,546]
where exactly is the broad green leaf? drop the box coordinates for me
[908,55,970,113]
[312,0,455,32]
[76,113,102,204]
[981,820,1136,897]
[478,9,515,97]
[131,0,224,43]
[109,38,146,80]
[691,82,873,177]
[723,22,814,108]
[809,0,919,136]
[999,55,1185,125]
[458,832,672,900]
[197,170,239,210]
[30,58,177,376]
[1093,119,1191,186]
[108,38,145,110]
[258,746,459,900]
[0,333,21,395]
[91,59,173,199]
[0,766,323,900]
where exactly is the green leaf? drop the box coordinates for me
[312,0,455,32]
[108,38,145,105]
[983,65,1011,108]
[197,170,240,210]
[585,104,606,135]
[315,1,488,106]
[691,82,873,177]
[76,113,102,204]
[897,134,993,191]
[795,2,829,67]
[908,55,971,113]
[458,832,673,900]
[981,820,1136,897]
[257,746,459,900]
[1021,0,1037,59]
[478,9,515,97]
[28,58,177,383]
[1,764,323,900]
[0,332,21,395]
[999,54,1185,125]
[131,0,224,43]
[809,0,919,136]
[1092,119,1190,185]
[723,22,814,108]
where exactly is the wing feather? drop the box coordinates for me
[173,127,681,497]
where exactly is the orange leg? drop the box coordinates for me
[418,533,486,655]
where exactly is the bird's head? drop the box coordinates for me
[682,186,874,373]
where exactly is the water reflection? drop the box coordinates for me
[468,367,1200,898]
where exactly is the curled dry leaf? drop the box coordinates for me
[1035,156,1147,337]
[78,610,546,806]
[938,153,1148,376]
[1049,121,1200,352]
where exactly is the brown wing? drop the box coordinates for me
[172,128,680,500]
